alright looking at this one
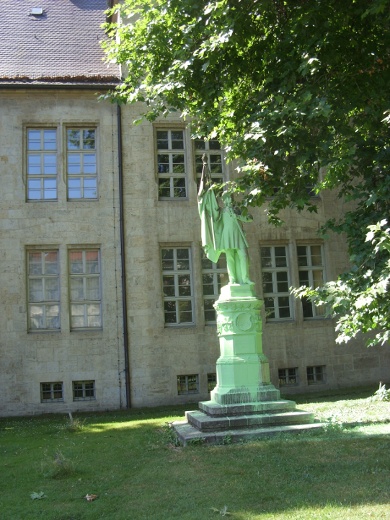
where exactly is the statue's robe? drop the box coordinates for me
[197,187,221,263]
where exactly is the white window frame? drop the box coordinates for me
[156,128,187,199]
[27,249,60,331]
[66,127,98,200]
[161,247,194,326]
[69,248,102,330]
[201,250,228,324]
[297,244,326,318]
[26,127,58,201]
[260,245,293,321]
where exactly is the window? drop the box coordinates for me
[177,374,199,395]
[307,365,325,385]
[194,138,224,185]
[207,373,217,392]
[27,128,57,201]
[69,249,102,329]
[260,246,292,320]
[73,380,96,401]
[297,245,325,318]
[41,382,63,402]
[201,250,228,323]
[278,368,298,387]
[156,129,186,199]
[27,250,60,330]
[67,128,97,199]
[161,247,194,325]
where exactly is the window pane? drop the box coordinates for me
[45,278,59,300]
[43,154,57,174]
[173,178,186,198]
[85,251,99,273]
[161,249,174,270]
[83,154,97,174]
[70,251,83,273]
[86,277,100,300]
[297,246,308,266]
[70,278,84,300]
[68,155,81,174]
[275,247,287,267]
[29,252,43,274]
[83,129,96,149]
[29,279,43,302]
[28,130,41,150]
[311,245,322,266]
[43,130,57,150]
[157,131,168,149]
[260,247,272,267]
[67,130,81,149]
[162,275,175,296]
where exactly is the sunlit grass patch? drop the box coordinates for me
[0,386,389,519]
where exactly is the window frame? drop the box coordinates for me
[306,365,326,385]
[297,244,326,319]
[26,127,58,202]
[278,367,299,387]
[40,382,64,402]
[177,374,199,395]
[68,248,102,330]
[201,249,228,324]
[66,126,98,201]
[155,127,187,200]
[193,138,225,186]
[260,245,293,321]
[27,249,60,331]
[161,246,195,326]
[72,380,96,401]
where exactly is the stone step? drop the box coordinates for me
[186,409,315,432]
[172,421,326,446]
[199,399,297,417]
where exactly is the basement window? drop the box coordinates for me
[177,374,199,395]
[307,366,326,385]
[73,381,96,401]
[278,368,298,387]
[207,373,217,392]
[41,382,63,402]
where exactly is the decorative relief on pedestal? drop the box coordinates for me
[235,312,252,331]
[215,298,263,336]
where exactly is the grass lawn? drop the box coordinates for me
[1,386,389,519]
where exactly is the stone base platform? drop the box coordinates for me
[171,399,325,446]
[172,420,325,446]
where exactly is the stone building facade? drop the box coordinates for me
[0,0,389,416]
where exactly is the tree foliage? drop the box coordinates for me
[103,0,390,346]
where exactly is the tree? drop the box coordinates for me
[103,0,390,346]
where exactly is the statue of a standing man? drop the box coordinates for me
[197,155,253,285]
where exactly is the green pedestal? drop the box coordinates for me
[210,284,279,405]
[171,284,323,445]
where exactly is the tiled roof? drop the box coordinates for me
[0,0,120,85]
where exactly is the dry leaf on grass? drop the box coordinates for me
[84,494,98,502]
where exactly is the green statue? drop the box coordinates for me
[198,156,253,285]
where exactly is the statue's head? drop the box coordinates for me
[222,191,233,206]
